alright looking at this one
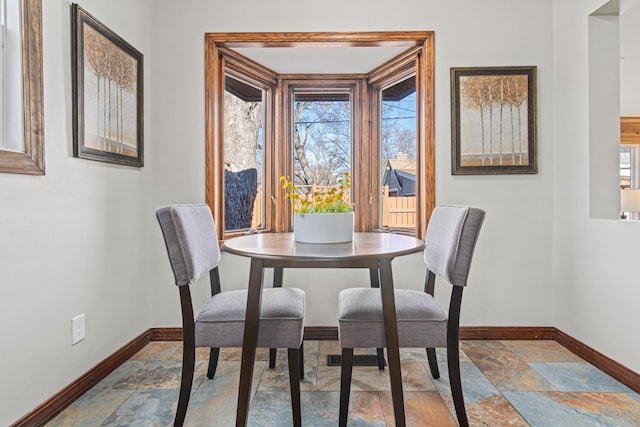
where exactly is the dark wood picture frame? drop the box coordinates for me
[71,4,143,167]
[451,66,537,175]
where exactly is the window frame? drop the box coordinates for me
[621,117,640,190]
[1,0,5,145]
[205,32,434,240]
[0,0,44,175]
[206,46,277,240]
[369,47,427,235]
[621,143,640,189]
[279,76,365,232]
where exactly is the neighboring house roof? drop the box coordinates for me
[387,158,416,176]
[381,158,416,197]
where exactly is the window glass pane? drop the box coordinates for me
[380,76,417,232]
[2,0,23,151]
[293,92,351,203]
[224,75,265,232]
[621,146,631,188]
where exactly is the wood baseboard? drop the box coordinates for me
[147,326,341,341]
[11,330,151,427]
[552,328,640,393]
[150,326,182,341]
[146,326,558,342]
[459,326,555,340]
[10,325,640,426]
[304,326,338,340]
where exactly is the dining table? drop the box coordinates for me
[222,231,425,427]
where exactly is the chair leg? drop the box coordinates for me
[299,341,305,380]
[270,268,284,370]
[269,348,277,368]
[287,348,302,427]
[426,348,440,379]
[175,339,195,427]
[339,348,354,427]
[207,347,220,379]
[376,348,385,371]
[447,341,468,427]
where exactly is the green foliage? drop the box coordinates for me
[280,172,353,214]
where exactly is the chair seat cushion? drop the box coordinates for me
[337,288,447,348]
[195,287,305,349]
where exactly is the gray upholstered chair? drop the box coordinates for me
[337,205,485,427]
[156,204,305,427]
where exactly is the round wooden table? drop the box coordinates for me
[222,232,425,427]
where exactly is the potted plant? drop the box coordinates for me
[280,172,354,243]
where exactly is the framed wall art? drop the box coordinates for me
[72,4,143,167]
[451,66,537,175]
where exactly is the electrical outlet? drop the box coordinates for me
[72,313,85,345]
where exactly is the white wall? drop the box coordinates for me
[149,0,555,329]
[588,13,620,219]
[18,0,640,424]
[621,3,640,115]
[0,0,151,424]
[553,0,640,374]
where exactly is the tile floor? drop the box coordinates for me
[47,340,640,426]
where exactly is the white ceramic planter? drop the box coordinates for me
[293,212,354,243]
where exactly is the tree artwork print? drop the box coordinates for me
[83,24,137,157]
[72,4,143,167]
[459,75,528,167]
[451,67,537,175]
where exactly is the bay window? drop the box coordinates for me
[205,32,434,240]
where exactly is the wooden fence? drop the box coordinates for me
[381,185,416,229]
[251,192,262,228]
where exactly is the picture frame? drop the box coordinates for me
[72,4,143,167]
[451,66,537,175]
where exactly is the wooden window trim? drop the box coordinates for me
[621,116,640,144]
[205,32,434,241]
[368,45,434,238]
[205,46,277,240]
[278,76,365,232]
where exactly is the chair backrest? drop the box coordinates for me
[423,204,485,287]
[156,204,221,287]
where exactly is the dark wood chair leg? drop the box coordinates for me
[377,348,386,371]
[175,335,195,427]
[369,268,386,371]
[426,348,440,379]
[287,348,302,427]
[270,267,284,369]
[339,348,354,427]
[175,286,196,427]
[299,341,305,380]
[448,286,469,427]
[447,342,468,427]
[207,347,220,379]
[269,348,277,369]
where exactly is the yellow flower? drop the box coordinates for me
[280,172,353,214]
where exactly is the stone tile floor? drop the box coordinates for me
[47,340,640,426]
